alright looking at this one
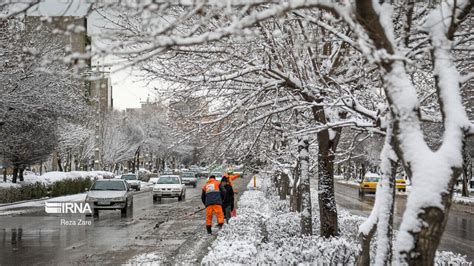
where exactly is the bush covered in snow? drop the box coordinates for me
[0,182,48,203]
[0,171,114,203]
[203,178,361,265]
[203,174,471,265]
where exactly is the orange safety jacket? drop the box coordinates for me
[201,179,225,206]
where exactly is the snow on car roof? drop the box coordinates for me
[364,172,381,178]
[159,175,180,178]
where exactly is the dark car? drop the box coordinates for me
[180,172,198,188]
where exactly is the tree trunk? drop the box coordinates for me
[317,129,339,237]
[3,168,7,182]
[375,148,398,264]
[19,167,24,182]
[299,137,313,236]
[361,163,366,179]
[280,171,289,200]
[401,171,460,265]
[357,223,376,266]
[291,160,301,212]
[12,166,18,183]
[57,154,63,172]
[136,148,140,171]
[462,139,470,197]
[51,150,59,171]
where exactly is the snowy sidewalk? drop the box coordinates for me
[202,174,471,265]
[0,193,87,216]
[202,175,360,264]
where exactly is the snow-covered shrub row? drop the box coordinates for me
[0,171,114,203]
[0,171,115,186]
[204,175,471,265]
[203,189,270,264]
[203,177,362,265]
[40,171,115,184]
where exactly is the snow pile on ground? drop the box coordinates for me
[0,183,21,189]
[203,175,471,265]
[127,252,163,265]
[41,171,114,184]
[203,176,360,265]
[45,193,86,203]
[453,194,474,205]
[203,189,271,264]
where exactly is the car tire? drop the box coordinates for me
[136,187,140,191]
[402,189,406,192]
[358,189,364,197]
[178,193,183,201]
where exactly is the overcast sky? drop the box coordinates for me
[29,0,154,110]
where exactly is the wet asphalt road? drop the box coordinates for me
[0,177,248,265]
[335,182,474,262]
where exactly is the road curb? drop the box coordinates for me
[0,197,49,208]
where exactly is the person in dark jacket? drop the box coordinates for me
[201,175,226,234]
[220,177,235,223]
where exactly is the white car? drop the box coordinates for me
[208,172,223,182]
[121,173,141,191]
[153,175,186,201]
[86,179,133,217]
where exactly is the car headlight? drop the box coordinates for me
[86,196,96,201]
[111,197,126,201]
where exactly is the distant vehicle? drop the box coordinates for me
[148,177,160,186]
[208,172,223,182]
[180,172,198,188]
[396,179,407,192]
[121,173,141,191]
[189,165,200,172]
[153,175,186,201]
[161,169,174,175]
[196,170,209,179]
[86,179,133,216]
[359,173,380,196]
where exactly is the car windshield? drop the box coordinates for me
[157,176,180,184]
[121,175,137,180]
[365,177,380,182]
[91,181,126,191]
[181,172,194,177]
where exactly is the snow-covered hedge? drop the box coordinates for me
[0,171,114,203]
[40,171,114,184]
[203,177,361,264]
[0,171,114,186]
[203,174,471,265]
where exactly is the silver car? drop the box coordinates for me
[86,179,133,217]
[180,172,198,188]
[121,173,141,191]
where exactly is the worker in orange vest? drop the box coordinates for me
[224,170,240,193]
[201,175,225,234]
